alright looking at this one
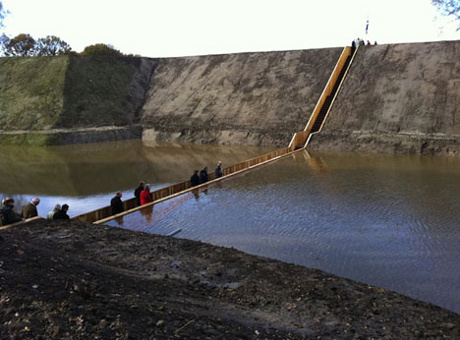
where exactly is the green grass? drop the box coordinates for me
[0,132,59,146]
[0,56,68,130]
[59,55,141,128]
[0,55,144,135]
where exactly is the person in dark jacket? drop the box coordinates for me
[110,191,124,215]
[190,170,200,187]
[21,197,40,219]
[134,181,145,206]
[215,161,223,178]
[47,204,61,219]
[199,167,208,183]
[53,204,70,220]
[1,198,22,226]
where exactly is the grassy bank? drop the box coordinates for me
[0,56,68,130]
[0,56,154,141]
[59,56,144,128]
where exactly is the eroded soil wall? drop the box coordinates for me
[141,48,343,147]
[308,41,460,156]
[1,41,459,154]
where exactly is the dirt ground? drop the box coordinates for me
[0,220,458,340]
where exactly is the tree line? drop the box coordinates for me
[432,0,460,30]
[0,33,124,57]
[0,1,125,57]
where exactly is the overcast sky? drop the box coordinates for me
[2,0,459,57]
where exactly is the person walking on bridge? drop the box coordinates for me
[111,191,124,215]
[1,198,22,226]
[140,184,153,205]
[47,204,61,219]
[53,204,70,220]
[134,181,145,206]
[199,167,208,183]
[215,161,223,178]
[190,170,200,187]
[21,197,40,219]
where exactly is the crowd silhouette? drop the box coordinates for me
[1,197,70,226]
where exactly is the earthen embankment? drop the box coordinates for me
[141,48,342,147]
[308,41,460,156]
[0,55,156,145]
[1,41,459,154]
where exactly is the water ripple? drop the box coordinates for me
[117,153,460,313]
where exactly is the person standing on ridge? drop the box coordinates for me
[111,191,124,215]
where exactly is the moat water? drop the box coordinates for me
[1,141,459,313]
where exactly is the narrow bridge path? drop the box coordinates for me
[0,46,356,229]
[74,46,357,225]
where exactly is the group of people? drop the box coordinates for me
[352,38,377,49]
[134,182,153,205]
[191,161,223,187]
[110,161,224,216]
[0,197,69,226]
[46,203,70,220]
[2,161,226,226]
[109,181,154,216]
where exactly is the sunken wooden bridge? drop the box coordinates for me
[0,46,357,229]
[73,46,357,225]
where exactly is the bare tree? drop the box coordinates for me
[432,0,460,30]
[2,33,73,57]
[3,33,37,56]
[0,1,7,28]
[1,2,10,55]
[36,35,72,56]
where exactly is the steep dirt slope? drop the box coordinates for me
[2,42,459,152]
[309,41,460,155]
[141,48,343,147]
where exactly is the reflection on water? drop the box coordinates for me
[107,151,460,313]
[1,141,459,313]
[0,140,274,217]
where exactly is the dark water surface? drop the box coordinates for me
[1,141,459,313]
[0,140,273,216]
[108,150,460,313]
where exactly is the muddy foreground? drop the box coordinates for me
[0,220,458,339]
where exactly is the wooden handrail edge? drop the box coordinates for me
[0,216,43,230]
[93,147,306,225]
[312,46,357,134]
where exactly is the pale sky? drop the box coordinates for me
[2,0,459,57]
